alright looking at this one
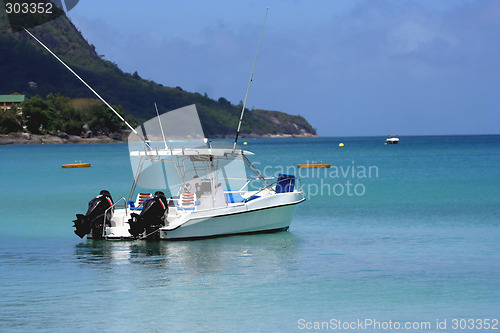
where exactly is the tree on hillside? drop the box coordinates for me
[0,108,22,134]
[22,95,53,134]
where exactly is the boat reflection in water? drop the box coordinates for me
[74,232,300,275]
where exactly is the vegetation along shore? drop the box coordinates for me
[0,12,317,144]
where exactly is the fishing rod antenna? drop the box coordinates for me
[22,26,152,149]
[233,7,268,151]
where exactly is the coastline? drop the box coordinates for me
[0,132,318,145]
[211,133,318,139]
[0,132,126,145]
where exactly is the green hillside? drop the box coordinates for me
[0,12,316,138]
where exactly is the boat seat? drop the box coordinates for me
[276,174,295,193]
[244,195,261,202]
[225,191,245,203]
[129,192,152,210]
[177,192,198,211]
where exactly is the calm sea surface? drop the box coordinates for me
[0,136,499,332]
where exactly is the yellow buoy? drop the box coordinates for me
[339,143,344,147]
[297,164,331,169]
[243,142,248,145]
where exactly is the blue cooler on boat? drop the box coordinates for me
[276,174,295,193]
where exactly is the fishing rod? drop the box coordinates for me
[233,7,268,151]
[154,103,168,149]
[22,27,151,149]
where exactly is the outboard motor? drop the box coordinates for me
[73,190,114,239]
[128,191,168,240]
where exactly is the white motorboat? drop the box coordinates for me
[385,134,400,144]
[23,10,305,240]
[73,105,305,240]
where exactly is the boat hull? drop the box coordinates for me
[101,191,305,240]
[162,200,302,239]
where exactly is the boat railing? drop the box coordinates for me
[128,174,302,212]
[156,176,267,198]
[222,176,275,193]
[103,197,128,234]
[224,176,302,202]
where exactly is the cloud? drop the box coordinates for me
[70,0,500,135]
[289,0,500,135]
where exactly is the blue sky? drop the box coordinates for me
[67,0,499,136]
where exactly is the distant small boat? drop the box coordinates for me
[297,163,331,169]
[385,134,399,144]
[62,162,91,168]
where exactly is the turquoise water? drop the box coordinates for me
[0,136,499,332]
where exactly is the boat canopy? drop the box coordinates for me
[128,104,206,152]
[127,105,255,207]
